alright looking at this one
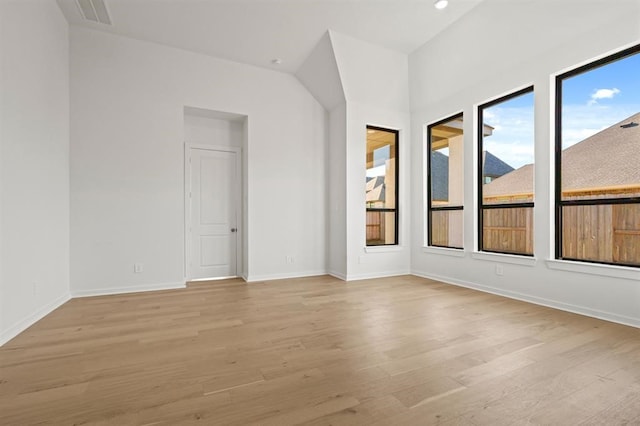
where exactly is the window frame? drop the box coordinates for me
[426,112,464,249]
[555,43,640,268]
[366,125,399,247]
[477,86,535,256]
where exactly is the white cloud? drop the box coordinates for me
[482,106,535,169]
[482,100,636,167]
[561,127,605,146]
[483,140,534,169]
[483,110,496,120]
[561,103,637,147]
[588,88,620,105]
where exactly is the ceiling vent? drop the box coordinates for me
[75,0,112,25]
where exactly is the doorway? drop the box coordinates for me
[183,106,246,282]
[186,145,241,280]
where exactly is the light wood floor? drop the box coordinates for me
[1,275,640,425]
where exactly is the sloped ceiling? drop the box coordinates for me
[295,32,345,110]
[56,0,484,74]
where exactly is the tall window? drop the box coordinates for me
[366,126,398,246]
[427,114,464,249]
[556,44,640,267]
[478,87,535,255]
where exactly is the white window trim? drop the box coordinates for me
[546,259,639,281]
[551,43,640,278]
[472,251,537,266]
[422,246,466,258]
[365,245,404,254]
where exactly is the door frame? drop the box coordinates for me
[184,143,242,282]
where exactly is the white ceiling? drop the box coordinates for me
[56,0,484,73]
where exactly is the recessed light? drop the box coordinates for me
[434,0,448,10]
[271,58,283,65]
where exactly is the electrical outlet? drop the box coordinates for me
[285,256,295,264]
[495,264,504,276]
[134,263,144,273]
[32,282,37,297]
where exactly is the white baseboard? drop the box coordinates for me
[245,270,327,283]
[0,293,71,347]
[71,281,186,298]
[328,270,347,281]
[346,269,410,281]
[411,270,640,329]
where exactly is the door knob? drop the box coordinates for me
[231,228,237,232]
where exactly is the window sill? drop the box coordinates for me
[422,246,466,258]
[364,245,403,254]
[472,251,537,266]
[546,259,639,280]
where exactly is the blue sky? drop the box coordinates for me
[367,145,390,178]
[561,51,640,148]
[483,91,535,169]
[483,50,640,169]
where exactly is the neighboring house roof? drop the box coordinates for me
[483,151,515,177]
[483,163,533,198]
[430,151,449,201]
[483,111,640,198]
[562,111,640,191]
[430,150,514,201]
[366,176,385,202]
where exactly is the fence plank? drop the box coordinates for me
[483,207,533,255]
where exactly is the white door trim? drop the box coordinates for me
[184,143,242,282]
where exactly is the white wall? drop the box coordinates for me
[410,1,640,327]
[331,32,412,280]
[345,103,411,279]
[184,111,244,148]
[0,0,70,345]
[294,32,347,279]
[328,103,347,278]
[70,28,327,295]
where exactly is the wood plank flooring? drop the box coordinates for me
[1,275,640,425]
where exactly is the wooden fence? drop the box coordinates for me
[427,203,639,265]
[562,203,640,265]
[366,210,384,245]
[430,211,449,247]
[483,207,534,255]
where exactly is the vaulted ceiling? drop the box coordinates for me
[56,0,484,74]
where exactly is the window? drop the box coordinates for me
[427,114,464,249]
[478,87,535,256]
[366,126,398,246]
[556,44,640,267]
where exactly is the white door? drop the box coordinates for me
[188,147,239,280]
